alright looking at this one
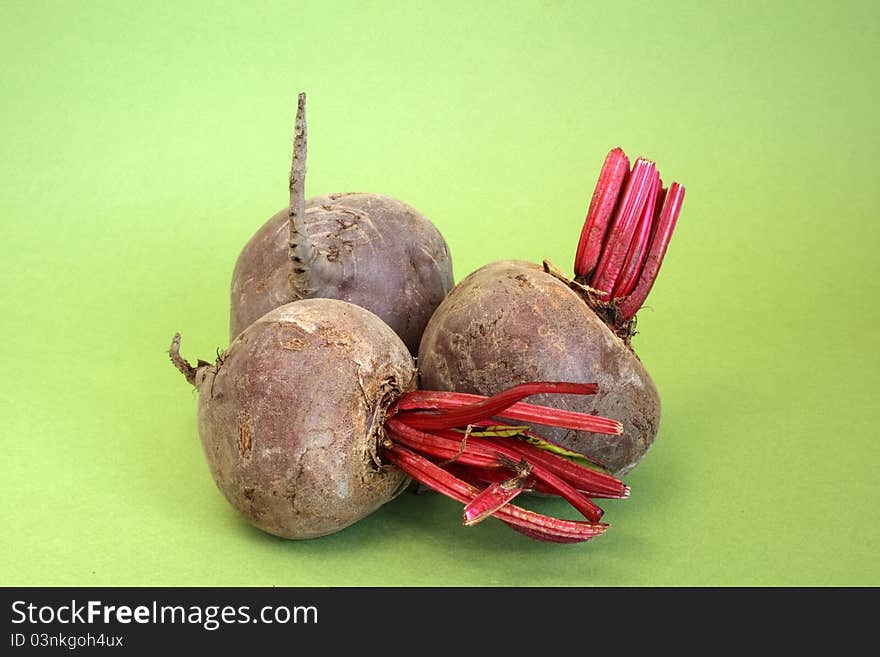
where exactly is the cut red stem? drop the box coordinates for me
[502,523,591,544]
[389,414,628,499]
[463,459,531,526]
[389,418,623,517]
[384,381,633,543]
[393,382,596,431]
[394,385,622,435]
[450,467,598,543]
[458,426,629,498]
[525,460,605,522]
[447,463,536,489]
[532,479,623,499]
[386,417,502,468]
[590,158,657,295]
[611,170,661,300]
[574,147,630,279]
[618,182,686,320]
[450,462,624,500]
[382,443,607,543]
[451,432,605,522]
[463,481,526,526]
[390,420,608,512]
[509,432,629,498]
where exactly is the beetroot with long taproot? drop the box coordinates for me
[230,93,453,354]
[170,299,630,543]
[418,147,685,476]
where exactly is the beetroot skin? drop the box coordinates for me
[172,298,414,539]
[229,93,453,354]
[418,260,659,476]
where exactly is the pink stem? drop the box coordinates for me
[509,431,629,498]
[525,460,604,522]
[394,387,622,435]
[610,170,661,300]
[463,474,529,526]
[589,158,657,295]
[392,382,596,431]
[416,417,627,498]
[447,463,536,489]
[574,147,630,279]
[618,182,686,320]
[390,414,628,499]
[503,523,590,544]
[427,429,606,522]
[386,418,501,468]
[382,444,607,543]
[462,420,628,497]
[450,467,599,544]
[450,461,624,500]
[532,479,624,499]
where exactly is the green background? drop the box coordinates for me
[2,0,877,586]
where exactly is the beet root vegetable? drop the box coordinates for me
[171,299,415,539]
[417,260,658,476]
[230,93,454,354]
[170,299,630,543]
[418,148,685,476]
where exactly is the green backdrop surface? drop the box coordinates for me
[1,1,877,586]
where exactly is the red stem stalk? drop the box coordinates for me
[502,523,591,544]
[610,170,661,300]
[393,382,597,431]
[508,432,629,498]
[419,427,606,521]
[385,382,633,542]
[394,386,622,435]
[460,419,628,497]
[449,467,598,543]
[463,462,531,526]
[453,432,605,522]
[449,462,625,500]
[574,147,630,279]
[389,415,628,499]
[618,182,686,320]
[385,418,501,468]
[382,444,607,543]
[589,158,657,295]
[387,419,620,522]
[524,460,605,522]
[446,463,535,489]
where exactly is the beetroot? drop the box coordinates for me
[417,148,685,476]
[230,93,454,354]
[171,299,414,538]
[171,299,630,543]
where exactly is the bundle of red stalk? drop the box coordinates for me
[573,147,686,333]
[384,381,628,543]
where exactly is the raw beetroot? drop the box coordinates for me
[230,93,454,354]
[418,147,685,476]
[171,298,630,542]
[172,299,414,539]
